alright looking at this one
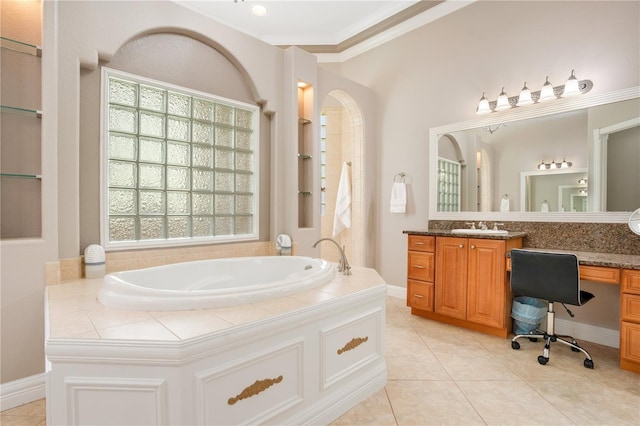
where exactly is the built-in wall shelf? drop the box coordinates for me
[297,84,314,228]
[1,30,42,239]
[0,36,42,56]
[1,173,42,179]
[1,105,42,118]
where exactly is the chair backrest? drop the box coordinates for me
[510,249,582,305]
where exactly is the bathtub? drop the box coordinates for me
[98,256,335,311]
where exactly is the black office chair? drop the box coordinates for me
[510,249,595,369]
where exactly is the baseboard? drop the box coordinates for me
[386,284,406,301]
[555,318,619,348]
[0,373,46,411]
[384,285,618,348]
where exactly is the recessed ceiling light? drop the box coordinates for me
[252,4,267,16]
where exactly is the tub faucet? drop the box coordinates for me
[312,238,352,275]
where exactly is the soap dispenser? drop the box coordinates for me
[276,234,292,255]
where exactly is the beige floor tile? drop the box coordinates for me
[1,399,45,416]
[527,380,640,425]
[456,380,573,425]
[385,380,484,425]
[330,388,396,426]
[0,415,46,426]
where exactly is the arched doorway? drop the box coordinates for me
[319,90,364,266]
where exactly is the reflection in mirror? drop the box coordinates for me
[520,169,588,212]
[629,208,640,236]
[432,92,640,215]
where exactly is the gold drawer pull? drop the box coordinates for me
[228,375,283,405]
[337,336,369,355]
[413,265,426,269]
[414,294,424,298]
[413,241,425,245]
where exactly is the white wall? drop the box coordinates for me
[338,0,640,286]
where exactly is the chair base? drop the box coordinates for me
[511,330,594,369]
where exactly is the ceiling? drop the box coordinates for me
[174,0,460,57]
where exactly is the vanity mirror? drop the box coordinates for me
[629,208,640,235]
[429,86,640,223]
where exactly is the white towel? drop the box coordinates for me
[500,197,510,212]
[390,182,407,213]
[333,162,352,237]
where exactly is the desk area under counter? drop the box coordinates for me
[403,229,640,374]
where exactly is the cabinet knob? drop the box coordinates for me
[458,244,464,248]
[471,245,476,249]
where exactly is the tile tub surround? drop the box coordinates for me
[46,265,381,340]
[428,221,640,256]
[49,241,280,284]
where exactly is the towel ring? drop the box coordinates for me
[394,172,406,183]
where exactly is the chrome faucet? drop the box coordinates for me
[478,221,488,230]
[312,238,352,275]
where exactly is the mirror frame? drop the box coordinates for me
[429,86,640,223]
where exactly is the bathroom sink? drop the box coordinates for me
[450,229,508,235]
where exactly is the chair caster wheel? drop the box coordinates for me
[511,341,520,350]
[528,338,538,342]
[537,356,548,365]
[584,359,594,369]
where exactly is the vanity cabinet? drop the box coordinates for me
[621,269,640,373]
[406,235,435,311]
[406,233,522,338]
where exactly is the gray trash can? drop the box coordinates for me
[511,296,547,335]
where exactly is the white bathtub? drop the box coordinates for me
[98,256,335,311]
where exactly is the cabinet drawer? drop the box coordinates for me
[622,269,640,294]
[622,293,640,323]
[196,340,303,425]
[407,251,435,281]
[621,321,640,365]
[407,279,434,311]
[580,265,620,284]
[408,235,435,252]
[320,308,383,389]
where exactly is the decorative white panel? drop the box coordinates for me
[320,308,383,389]
[65,377,167,426]
[195,339,304,426]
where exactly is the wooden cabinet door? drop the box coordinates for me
[435,237,468,319]
[466,239,506,328]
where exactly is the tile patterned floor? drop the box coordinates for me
[3,296,639,425]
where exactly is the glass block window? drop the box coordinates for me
[102,68,259,249]
[437,157,461,212]
[320,112,327,216]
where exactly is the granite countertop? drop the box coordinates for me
[511,248,640,270]
[403,229,528,241]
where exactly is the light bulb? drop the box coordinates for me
[549,160,557,169]
[562,70,580,97]
[476,92,491,114]
[516,82,534,106]
[560,158,572,168]
[538,161,546,170]
[495,87,511,111]
[539,76,556,102]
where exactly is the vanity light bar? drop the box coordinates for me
[537,159,573,170]
[477,70,593,114]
